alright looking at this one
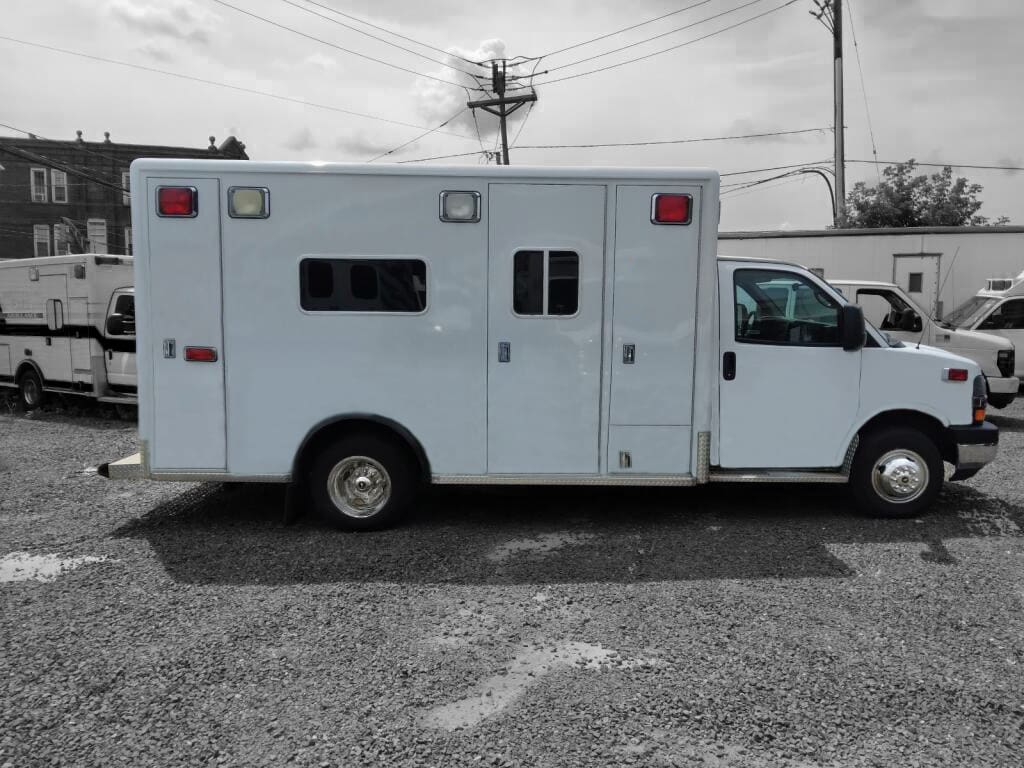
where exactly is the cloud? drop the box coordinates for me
[106,0,219,46]
[334,134,398,159]
[284,127,317,152]
[133,41,176,63]
[303,53,339,72]
[414,39,533,143]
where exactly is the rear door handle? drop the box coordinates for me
[723,351,736,381]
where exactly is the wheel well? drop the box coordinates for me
[857,410,956,465]
[15,361,43,385]
[292,415,431,484]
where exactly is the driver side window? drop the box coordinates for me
[734,269,841,346]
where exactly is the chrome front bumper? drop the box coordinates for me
[948,422,999,481]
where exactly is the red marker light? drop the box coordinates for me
[158,186,197,217]
[184,346,218,363]
[944,368,969,382]
[652,194,692,224]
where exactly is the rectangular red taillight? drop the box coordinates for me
[943,368,969,382]
[157,186,197,217]
[652,193,692,225]
[184,346,217,362]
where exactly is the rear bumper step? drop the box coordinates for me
[97,452,145,480]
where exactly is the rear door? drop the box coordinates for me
[146,178,226,470]
[487,184,605,474]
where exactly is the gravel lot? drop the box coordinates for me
[2,396,1023,767]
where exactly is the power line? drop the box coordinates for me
[397,150,488,164]
[206,0,471,88]
[721,159,833,176]
[0,36,479,141]
[0,120,145,181]
[536,0,718,59]
[514,126,829,150]
[530,0,801,86]
[846,0,879,182]
[367,108,468,162]
[848,159,1024,173]
[274,0,484,76]
[509,102,537,149]
[287,0,483,66]
[540,0,770,75]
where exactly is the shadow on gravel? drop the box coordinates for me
[113,479,1024,586]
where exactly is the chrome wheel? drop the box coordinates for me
[871,449,928,504]
[326,456,391,518]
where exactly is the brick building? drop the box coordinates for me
[0,131,248,260]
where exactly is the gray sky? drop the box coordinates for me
[2,0,1021,230]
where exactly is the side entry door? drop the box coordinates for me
[487,184,605,474]
[718,264,861,469]
[39,274,71,386]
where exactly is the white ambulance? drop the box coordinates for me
[0,254,136,409]
[100,161,998,529]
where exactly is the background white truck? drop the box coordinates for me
[100,160,998,529]
[831,279,1018,408]
[943,271,1024,379]
[0,254,136,410]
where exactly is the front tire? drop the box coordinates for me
[309,433,417,531]
[18,369,45,411]
[850,427,943,518]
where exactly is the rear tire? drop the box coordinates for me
[850,427,943,518]
[309,432,418,531]
[18,369,44,411]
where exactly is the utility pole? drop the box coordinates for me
[833,0,845,225]
[467,61,537,165]
[811,0,845,226]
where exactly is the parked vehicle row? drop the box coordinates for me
[0,254,137,410]
[831,279,1018,408]
[98,160,999,529]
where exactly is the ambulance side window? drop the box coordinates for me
[513,249,579,317]
[300,258,427,313]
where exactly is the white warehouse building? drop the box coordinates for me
[719,226,1024,320]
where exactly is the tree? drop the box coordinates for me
[840,160,1010,228]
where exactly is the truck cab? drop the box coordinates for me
[830,279,1018,408]
[943,272,1024,380]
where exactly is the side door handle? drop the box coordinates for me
[498,341,510,363]
[723,351,736,381]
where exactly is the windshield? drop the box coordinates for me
[943,296,998,328]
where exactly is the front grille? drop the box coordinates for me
[998,349,1015,378]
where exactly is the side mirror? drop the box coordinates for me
[840,304,866,351]
[106,314,125,336]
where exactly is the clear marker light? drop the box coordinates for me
[440,191,480,222]
[229,187,269,218]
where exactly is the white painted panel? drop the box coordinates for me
[488,184,605,474]
[147,178,225,470]
[0,344,11,377]
[219,173,488,476]
[608,425,691,475]
[610,185,700,426]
